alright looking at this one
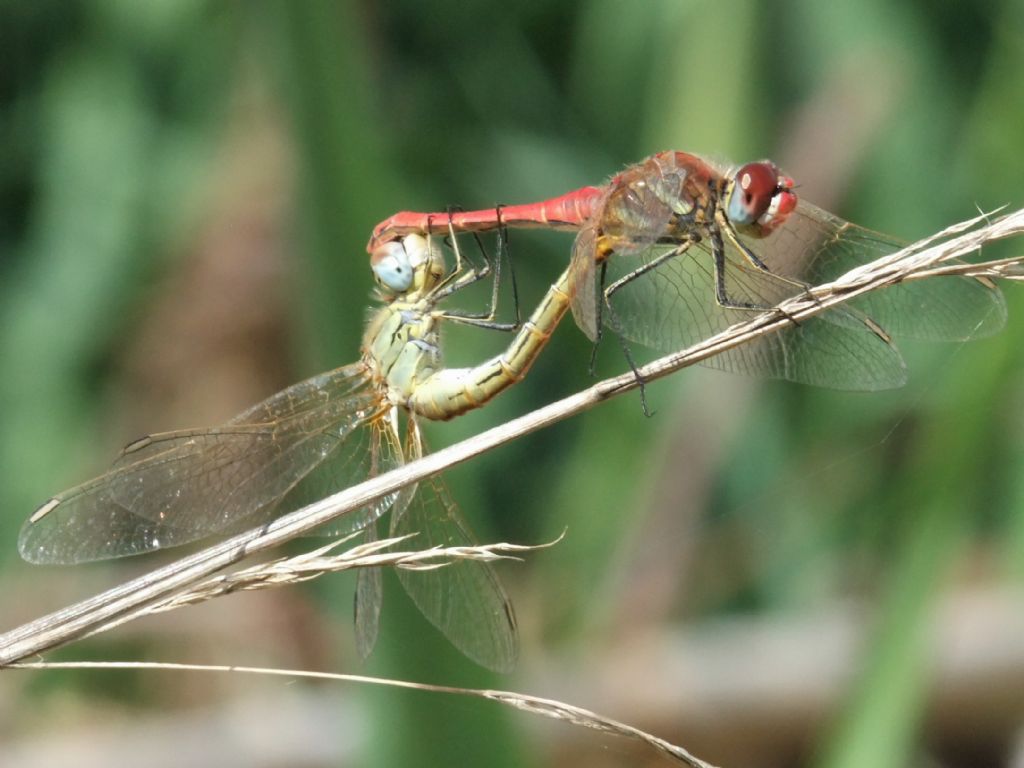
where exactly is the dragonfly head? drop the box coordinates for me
[370,234,446,297]
[724,161,797,235]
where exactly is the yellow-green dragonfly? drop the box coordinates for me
[19,232,574,672]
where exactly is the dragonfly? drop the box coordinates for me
[370,151,1007,390]
[19,230,575,673]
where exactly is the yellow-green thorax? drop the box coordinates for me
[363,233,447,408]
[362,296,443,407]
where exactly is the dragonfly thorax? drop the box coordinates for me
[362,297,442,408]
[598,151,718,250]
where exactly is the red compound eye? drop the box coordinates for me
[726,162,780,225]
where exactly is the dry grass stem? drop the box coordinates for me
[137,535,555,619]
[7,660,718,767]
[84,534,554,638]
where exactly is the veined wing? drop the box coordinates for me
[747,202,1007,341]
[567,224,601,341]
[566,173,680,343]
[385,419,518,673]
[599,239,908,390]
[277,410,405,539]
[353,519,385,662]
[19,363,390,564]
[351,408,418,663]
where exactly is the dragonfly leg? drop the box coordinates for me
[708,225,807,328]
[448,206,470,276]
[430,212,488,297]
[598,296,655,417]
[603,239,696,301]
[599,239,700,352]
[434,209,522,332]
[588,260,654,415]
[430,208,506,298]
[716,209,810,294]
[715,208,774,273]
[486,207,521,327]
[475,207,521,328]
[438,207,520,333]
[709,227,760,310]
[442,315,518,331]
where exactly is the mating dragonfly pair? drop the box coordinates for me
[19,151,1006,672]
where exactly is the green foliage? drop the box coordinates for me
[2,1,1023,766]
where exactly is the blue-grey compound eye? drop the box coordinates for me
[370,240,414,292]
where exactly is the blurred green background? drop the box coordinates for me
[2,1,1024,766]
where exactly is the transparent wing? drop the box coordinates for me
[282,413,405,539]
[19,363,389,564]
[352,469,420,663]
[567,224,600,341]
[389,420,518,673]
[353,520,384,662]
[748,202,1007,341]
[594,240,908,391]
[567,179,675,343]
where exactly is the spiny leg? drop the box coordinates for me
[430,212,487,297]
[715,209,813,317]
[603,239,697,302]
[496,207,522,329]
[718,212,773,273]
[709,225,809,329]
[593,292,652,416]
[594,257,661,416]
[708,226,760,310]
[450,206,521,326]
[595,242,696,402]
[438,208,520,332]
[598,230,789,319]
[428,208,495,298]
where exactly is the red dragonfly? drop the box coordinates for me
[370,151,1006,389]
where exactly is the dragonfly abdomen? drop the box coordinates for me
[407,268,573,421]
